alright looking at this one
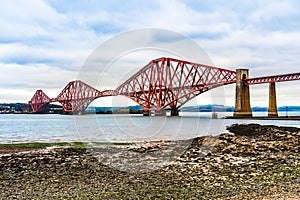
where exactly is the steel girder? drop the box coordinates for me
[115,57,237,111]
[55,80,101,113]
[29,90,51,113]
[245,72,300,85]
[28,57,300,114]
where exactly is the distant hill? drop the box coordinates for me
[85,105,143,114]
[180,105,234,112]
[1,103,300,114]
[180,105,300,112]
[0,103,63,114]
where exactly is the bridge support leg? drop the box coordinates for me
[165,109,179,116]
[170,109,179,116]
[154,110,166,116]
[268,82,278,118]
[143,110,166,116]
[233,69,252,118]
[143,109,178,116]
[143,110,150,116]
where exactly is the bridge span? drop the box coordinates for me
[29,57,300,117]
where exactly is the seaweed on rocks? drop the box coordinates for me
[227,123,300,138]
[1,124,300,199]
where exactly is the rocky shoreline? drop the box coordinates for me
[1,124,300,199]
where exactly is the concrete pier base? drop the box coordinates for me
[233,69,253,118]
[154,110,166,116]
[143,109,179,116]
[268,82,278,117]
[143,110,166,116]
[143,110,150,116]
[170,109,179,116]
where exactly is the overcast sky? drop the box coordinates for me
[1,0,300,107]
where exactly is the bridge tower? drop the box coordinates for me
[29,90,51,113]
[233,69,252,118]
[268,82,278,117]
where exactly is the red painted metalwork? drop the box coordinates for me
[29,57,300,114]
[245,72,300,85]
[101,90,116,97]
[29,90,51,113]
[55,80,101,113]
[115,57,237,111]
[29,58,237,113]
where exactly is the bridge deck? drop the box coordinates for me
[245,72,300,85]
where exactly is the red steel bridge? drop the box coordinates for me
[29,57,300,117]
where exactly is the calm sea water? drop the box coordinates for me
[1,112,300,143]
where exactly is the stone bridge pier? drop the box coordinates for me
[233,69,253,118]
[233,69,279,118]
[268,82,278,117]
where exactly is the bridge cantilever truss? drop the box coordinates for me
[115,57,236,111]
[29,57,238,113]
[29,57,300,114]
[55,80,102,113]
[29,90,52,113]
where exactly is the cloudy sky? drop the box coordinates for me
[1,0,300,107]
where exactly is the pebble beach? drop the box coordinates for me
[1,123,300,199]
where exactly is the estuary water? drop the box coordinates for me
[1,112,300,143]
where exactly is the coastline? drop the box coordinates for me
[225,116,300,120]
[1,124,300,199]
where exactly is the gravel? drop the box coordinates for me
[0,123,300,199]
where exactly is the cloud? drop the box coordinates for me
[0,0,65,41]
[0,62,76,89]
[1,0,300,106]
[0,42,94,70]
[0,62,78,102]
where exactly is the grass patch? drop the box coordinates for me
[0,142,69,148]
[87,142,133,146]
[0,141,133,149]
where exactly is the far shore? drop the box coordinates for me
[225,115,300,120]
